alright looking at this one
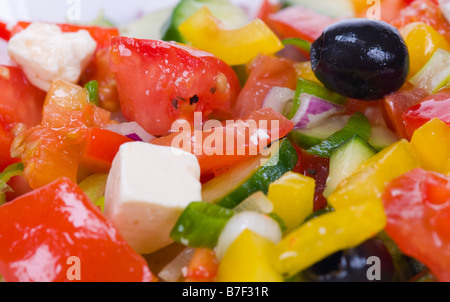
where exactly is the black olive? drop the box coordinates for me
[303,238,396,282]
[310,19,409,101]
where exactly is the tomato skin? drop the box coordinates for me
[384,88,429,139]
[0,23,10,41]
[391,0,450,41]
[292,145,329,211]
[233,54,297,118]
[185,248,219,282]
[80,128,133,173]
[267,6,337,43]
[110,37,241,136]
[152,107,294,176]
[383,168,450,282]
[0,177,156,282]
[402,91,450,138]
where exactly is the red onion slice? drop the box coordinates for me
[262,87,295,116]
[106,122,155,142]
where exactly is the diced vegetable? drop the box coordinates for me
[288,115,350,149]
[306,112,371,158]
[215,211,282,260]
[282,37,311,53]
[323,136,377,198]
[84,80,100,106]
[409,48,450,94]
[161,0,248,43]
[262,87,295,116]
[217,229,283,282]
[158,248,195,282]
[267,172,315,232]
[0,178,156,282]
[328,140,419,210]
[369,126,400,151]
[233,191,274,214]
[185,248,219,282]
[410,118,450,174]
[0,163,24,205]
[290,94,345,129]
[120,7,174,40]
[288,78,347,120]
[202,139,298,208]
[79,173,108,210]
[273,198,386,277]
[281,0,356,18]
[106,122,155,143]
[170,202,235,249]
[178,7,283,66]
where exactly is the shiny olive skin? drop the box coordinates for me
[311,19,410,101]
[303,238,396,282]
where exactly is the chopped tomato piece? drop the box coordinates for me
[0,22,10,41]
[110,37,241,136]
[80,128,133,173]
[233,54,297,118]
[256,0,281,24]
[383,168,450,282]
[292,145,330,211]
[152,107,294,176]
[391,0,450,41]
[185,248,219,282]
[402,91,450,138]
[384,88,429,139]
[0,177,156,282]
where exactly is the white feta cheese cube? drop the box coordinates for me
[104,142,202,254]
[7,22,97,91]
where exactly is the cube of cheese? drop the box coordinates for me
[104,142,202,254]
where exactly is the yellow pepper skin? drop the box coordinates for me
[400,22,450,78]
[411,118,450,174]
[217,229,283,282]
[178,7,284,66]
[294,62,320,83]
[328,140,419,210]
[267,172,314,233]
[273,199,386,277]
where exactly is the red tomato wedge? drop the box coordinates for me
[233,54,297,118]
[0,177,156,282]
[402,91,450,138]
[80,128,133,173]
[383,168,450,282]
[151,107,294,176]
[266,6,338,43]
[110,37,241,136]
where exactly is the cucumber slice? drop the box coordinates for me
[288,115,350,149]
[161,0,248,43]
[282,0,356,18]
[120,7,174,40]
[170,202,235,249]
[202,139,298,209]
[409,48,450,94]
[306,112,372,157]
[323,136,377,198]
[287,78,347,120]
[369,126,399,151]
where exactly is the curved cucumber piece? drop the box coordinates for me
[202,139,298,209]
[170,202,235,249]
[161,0,248,43]
[306,112,371,158]
[281,0,356,18]
[120,7,174,40]
[369,126,399,151]
[289,115,350,149]
[323,135,377,198]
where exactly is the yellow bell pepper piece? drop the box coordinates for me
[178,7,284,66]
[328,140,419,210]
[273,198,386,277]
[410,118,450,174]
[400,22,450,78]
[267,172,314,232]
[294,61,320,83]
[217,229,283,282]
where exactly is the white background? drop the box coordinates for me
[0,0,263,25]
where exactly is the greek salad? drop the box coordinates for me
[0,0,450,282]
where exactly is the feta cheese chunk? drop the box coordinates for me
[7,22,97,91]
[104,142,202,254]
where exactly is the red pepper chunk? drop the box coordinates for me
[0,178,156,282]
[80,128,133,173]
[383,168,450,282]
